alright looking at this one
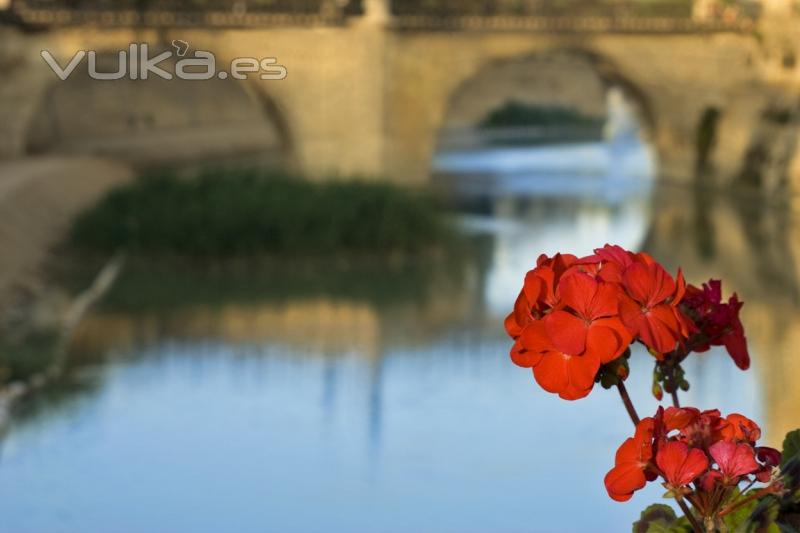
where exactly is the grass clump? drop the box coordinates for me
[70,170,452,257]
[0,333,59,386]
[480,101,605,131]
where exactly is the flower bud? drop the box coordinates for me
[652,383,664,401]
[600,372,618,390]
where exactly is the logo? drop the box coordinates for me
[40,43,288,81]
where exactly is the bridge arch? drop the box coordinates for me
[22,39,296,170]
[433,47,658,154]
[382,35,669,183]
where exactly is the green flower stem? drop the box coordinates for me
[675,495,703,533]
[671,389,681,408]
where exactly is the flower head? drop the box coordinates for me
[681,279,749,370]
[605,406,778,508]
[506,251,632,400]
[708,441,759,484]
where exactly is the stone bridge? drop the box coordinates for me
[0,0,798,189]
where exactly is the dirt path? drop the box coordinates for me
[0,156,134,320]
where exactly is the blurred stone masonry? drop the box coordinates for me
[0,0,798,184]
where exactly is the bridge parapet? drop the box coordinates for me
[6,0,761,32]
[8,0,364,27]
[389,0,761,32]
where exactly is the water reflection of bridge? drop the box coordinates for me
[56,187,800,448]
[645,185,800,445]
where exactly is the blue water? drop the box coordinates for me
[0,142,768,532]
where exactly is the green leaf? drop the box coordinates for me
[632,504,692,533]
[723,493,760,531]
[739,495,781,533]
[783,430,800,469]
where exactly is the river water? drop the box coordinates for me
[0,137,798,532]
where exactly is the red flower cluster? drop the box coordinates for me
[504,245,693,400]
[503,244,784,528]
[681,280,750,370]
[605,407,780,508]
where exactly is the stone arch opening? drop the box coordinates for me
[433,48,658,161]
[24,49,294,170]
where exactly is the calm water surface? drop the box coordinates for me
[1,141,797,532]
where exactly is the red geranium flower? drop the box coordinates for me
[754,447,782,482]
[720,413,761,443]
[519,320,596,400]
[605,406,777,509]
[584,245,695,355]
[618,258,694,355]
[554,272,632,361]
[605,418,657,502]
[506,251,635,400]
[656,441,709,489]
[666,407,738,449]
[682,280,750,370]
[519,272,631,400]
[708,441,759,484]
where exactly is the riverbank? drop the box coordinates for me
[0,255,124,434]
[0,156,134,324]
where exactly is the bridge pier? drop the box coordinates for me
[362,0,391,26]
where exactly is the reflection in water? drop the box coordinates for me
[1,134,800,531]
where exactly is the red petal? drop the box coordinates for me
[532,350,598,400]
[664,407,699,431]
[558,381,593,401]
[709,441,759,479]
[622,263,653,304]
[623,262,676,308]
[544,310,587,356]
[510,338,542,368]
[566,351,600,392]
[723,332,750,370]
[585,318,632,364]
[618,294,644,337]
[680,448,710,485]
[532,351,570,394]
[615,433,648,464]
[656,441,708,487]
[722,414,761,442]
[594,244,635,268]
[590,281,621,319]
[698,470,723,492]
[605,460,647,502]
[642,305,683,353]
[598,262,625,284]
[504,310,522,338]
[673,268,686,305]
[523,268,549,307]
[520,320,554,354]
[558,271,598,319]
[649,263,677,305]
